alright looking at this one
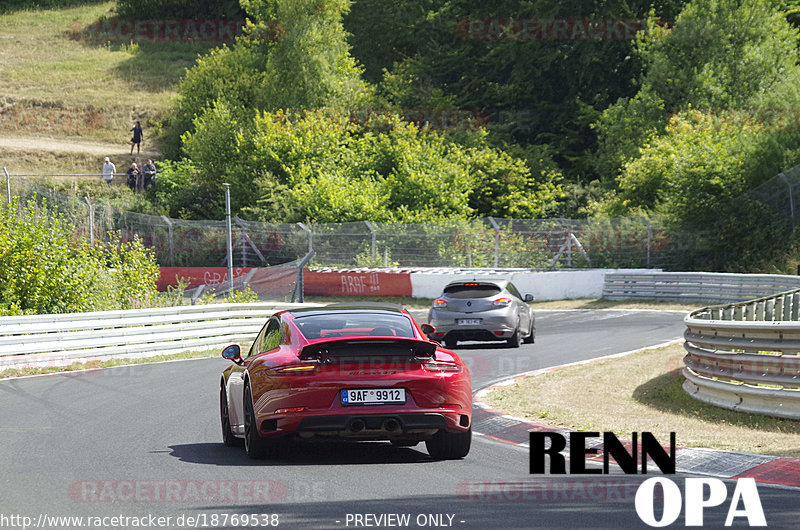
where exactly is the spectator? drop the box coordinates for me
[101,157,116,185]
[130,121,143,155]
[126,162,141,191]
[142,159,157,190]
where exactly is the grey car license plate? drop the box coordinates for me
[456,318,482,325]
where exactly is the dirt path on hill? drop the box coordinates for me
[0,134,161,158]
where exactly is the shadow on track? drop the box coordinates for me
[168,440,433,467]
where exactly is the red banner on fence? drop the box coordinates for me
[303,270,412,297]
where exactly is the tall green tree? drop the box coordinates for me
[594,0,800,182]
[348,0,686,181]
[168,0,371,156]
[262,0,371,110]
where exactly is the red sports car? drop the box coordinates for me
[219,303,472,459]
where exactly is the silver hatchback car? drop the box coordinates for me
[426,279,535,348]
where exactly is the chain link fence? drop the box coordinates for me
[4,172,703,270]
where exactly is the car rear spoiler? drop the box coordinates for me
[299,337,437,362]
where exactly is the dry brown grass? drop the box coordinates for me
[484,343,800,456]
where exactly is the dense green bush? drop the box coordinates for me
[155,108,564,223]
[604,110,798,271]
[0,198,160,315]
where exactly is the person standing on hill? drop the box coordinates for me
[130,121,143,155]
[101,157,116,185]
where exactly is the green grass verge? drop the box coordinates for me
[0,348,221,379]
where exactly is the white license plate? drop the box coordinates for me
[456,319,482,326]
[341,388,406,405]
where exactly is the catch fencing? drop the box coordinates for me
[4,177,690,270]
[683,289,800,419]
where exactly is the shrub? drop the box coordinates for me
[0,197,160,314]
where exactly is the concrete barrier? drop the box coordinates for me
[409,268,655,300]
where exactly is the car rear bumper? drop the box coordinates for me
[437,328,515,342]
[428,310,515,337]
[259,411,470,440]
[427,313,516,343]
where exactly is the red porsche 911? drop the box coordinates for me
[219,303,472,460]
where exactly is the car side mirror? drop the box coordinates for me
[524,294,534,302]
[421,323,436,335]
[222,344,242,364]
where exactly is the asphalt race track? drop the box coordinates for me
[2,309,799,528]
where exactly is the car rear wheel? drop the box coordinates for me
[522,320,535,344]
[507,329,520,348]
[244,383,287,460]
[426,427,471,460]
[220,381,243,447]
[244,384,266,459]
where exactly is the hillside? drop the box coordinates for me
[0,2,210,174]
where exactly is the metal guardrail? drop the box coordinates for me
[0,302,318,371]
[604,271,800,303]
[682,288,800,419]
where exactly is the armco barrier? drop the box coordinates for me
[0,302,317,371]
[682,289,800,419]
[604,271,800,303]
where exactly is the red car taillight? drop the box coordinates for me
[422,360,461,372]
[269,362,319,375]
[433,298,447,308]
[493,297,512,307]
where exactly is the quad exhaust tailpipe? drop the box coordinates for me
[349,419,366,433]
[383,419,401,433]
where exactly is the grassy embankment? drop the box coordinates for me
[0,2,213,174]
[485,341,800,456]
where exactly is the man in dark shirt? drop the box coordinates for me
[143,159,157,190]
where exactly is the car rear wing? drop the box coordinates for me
[299,337,437,363]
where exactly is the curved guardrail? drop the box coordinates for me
[605,271,800,303]
[683,288,800,419]
[0,302,319,372]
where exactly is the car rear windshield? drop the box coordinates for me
[295,312,415,340]
[443,283,502,299]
